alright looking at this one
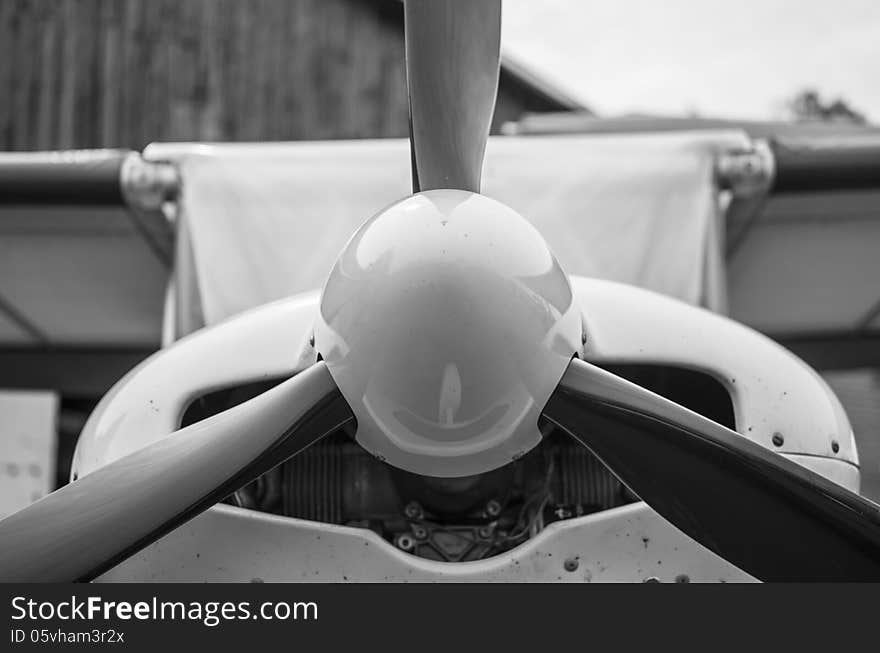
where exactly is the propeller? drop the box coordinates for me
[405,0,502,192]
[4,0,879,584]
[542,357,880,581]
[0,363,354,582]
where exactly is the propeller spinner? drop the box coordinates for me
[315,190,582,477]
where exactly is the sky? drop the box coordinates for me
[501,0,880,122]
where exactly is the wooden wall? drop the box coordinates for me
[0,0,411,150]
[0,0,564,151]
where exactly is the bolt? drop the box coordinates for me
[486,499,502,517]
[771,432,784,447]
[396,534,415,552]
[404,502,422,519]
[478,526,493,539]
[412,525,428,540]
[564,557,579,572]
[643,577,661,583]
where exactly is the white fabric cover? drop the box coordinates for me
[145,131,749,337]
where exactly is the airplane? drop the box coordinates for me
[1,0,880,583]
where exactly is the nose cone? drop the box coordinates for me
[315,190,582,477]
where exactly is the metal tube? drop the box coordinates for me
[0,149,179,208]
[769,136,880,193]
[0,149,129,205]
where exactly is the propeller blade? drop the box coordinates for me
[405,0,502,193]
[0,362,354,582]
[542,357,880,581]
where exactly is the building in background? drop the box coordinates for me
[0,0,585,151]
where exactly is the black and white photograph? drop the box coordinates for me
[1,0,879,643]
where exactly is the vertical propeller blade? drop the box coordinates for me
[405,0,502,193]
[543,358,880,582]
[0,362,354,582]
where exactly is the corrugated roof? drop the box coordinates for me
[498,51,588,113]
[504,112,880,138]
